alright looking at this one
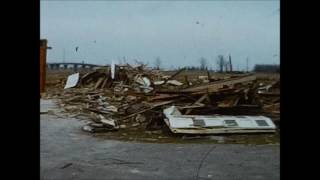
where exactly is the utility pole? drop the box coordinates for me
[246,57,249,72]
[229,54,233,72]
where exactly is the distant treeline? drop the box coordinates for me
[184,66,209,71]
[253,64,280,73]
[176,66,243,73]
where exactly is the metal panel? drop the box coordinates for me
[163,106,276,134]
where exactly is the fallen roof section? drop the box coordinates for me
[163,106,276,134]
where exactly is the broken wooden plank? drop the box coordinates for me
[153,81,165,85]
[181,75,256,93]
[164,68,185,83]
[100,76,109,89]
[217,95,240,108]
[185,94,209,115]
[64,95,82,102]
[177,103,205,109]
[258,92,280,96]
[233,97,240,106]
[81,71,102,84]
[99,115,117,128]
[120,100,176,120]
[83,108,112,115]
[167,80,183,86]
[154,89,181,94]
[94,77,106,89]
[149,94,182,101]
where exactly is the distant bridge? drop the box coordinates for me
[47,62,102,70]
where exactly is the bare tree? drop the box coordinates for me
[199,57,208,70]
[224,61,229,72]
[154,57,162,70]
[228,54,233,72]
[216,55,225,72]
[134,59,143,65]
[122,56,127,64]
[134,59,148,68]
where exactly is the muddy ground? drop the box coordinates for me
[41,99,280,180]
[43,70,280,144]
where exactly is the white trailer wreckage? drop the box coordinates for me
[163,106,276,134]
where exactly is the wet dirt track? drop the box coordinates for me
[40,100,279,180]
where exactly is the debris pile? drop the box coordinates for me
[51,64,279,134]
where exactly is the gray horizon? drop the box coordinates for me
[41,1,280,71]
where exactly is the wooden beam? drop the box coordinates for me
[181,75,256,93]
[94,77,105,89]
[185,94,209,115]
[164,68,185,83]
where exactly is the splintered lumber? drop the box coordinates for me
[217,96,240,108]
[185,94,209,115]
[100,77,109,89]
[64,95,82,102]
[167,80,183,86]
[99,115,116,127]
[94,77,105,89]
[156,86,243,95]
[56,63,279,135]
[150,94,182,101]
[81,71,101,84]
[154,89,181,94]
[178,103,205,109]
[164,68,185,83]
[258,92,280,96]
[83,108,112,115]
[120,100,176,120]
[181,75,256,93]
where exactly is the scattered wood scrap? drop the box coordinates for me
[53,65,279,135]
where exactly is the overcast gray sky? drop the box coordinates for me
[40,0,279,70]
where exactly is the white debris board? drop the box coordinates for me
[167,80,183,86]
[111,60,116,79]
[64,73,80,89]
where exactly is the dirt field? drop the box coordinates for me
[41,99,280,180]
